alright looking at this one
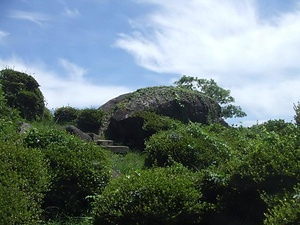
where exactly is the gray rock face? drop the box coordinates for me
[65,125,92,142]
[99,86,223,150]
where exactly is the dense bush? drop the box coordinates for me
[198,121,300,224]
[145,123,231,170]
[54,106,78,125]
[264,183,300,225]
[23,128,111,218]
[0,69,45,120]
[92,164,209,225]
[76,108,103,134]
[0,83,20,121]
[0,141,51,224]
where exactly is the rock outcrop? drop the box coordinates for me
[99,86,223,150]
[65,125,93,142]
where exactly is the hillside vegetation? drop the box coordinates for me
[0,69,300,225]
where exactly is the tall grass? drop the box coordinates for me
[108,151,147,176]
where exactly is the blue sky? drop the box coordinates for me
[1,0,300,126]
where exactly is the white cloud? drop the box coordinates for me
[0,57,131,110]
[59,58,86,81]
[0,31,9,44]
[9,10,51,26]
[116,0,300,124]
[62,7,81,18]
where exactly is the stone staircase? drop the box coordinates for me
[88,133,129,154]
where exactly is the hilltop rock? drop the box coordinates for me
[99,86,224,149]
[65,125,92,142]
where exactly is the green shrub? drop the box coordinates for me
[145,123,231,170]
[0,142,51,224]
[42,107,54,121]
[0,83,20,121]
[0,69,45,120]
[54,106,78,125]
[134,111,182,134]
[76,108,103,134]
[92,164,208,225]
[23,128,111,218]
[197,123,300,224]
[264,187,300,225]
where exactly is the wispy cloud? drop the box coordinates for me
[0,56,131,109]
[9,10,51,26]
[59,58,86,81]
[0,30,9,44]
[116,0,300,124]
[62,7,81,18]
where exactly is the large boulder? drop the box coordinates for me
[65,125,92,142]
[99,86,223,150]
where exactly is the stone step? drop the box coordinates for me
[96,139,114,146]
[103,145,129,154]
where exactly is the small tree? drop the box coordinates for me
[54,106,78,124]
[174,75,246,118]
[76,108,103,134]
[293,102,300,125]
[0,69,45,120]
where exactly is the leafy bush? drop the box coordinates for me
[134,111,181,134]
[196,122,300,224]
[0,69,45,120]
[92,164,208,225]
[145,123,231,170]
[0,83,20,121]
[54,106,78,125]
[0,141,51,224]
[76,108,103,134]
[264,184,300,225]
[23,128,111,218]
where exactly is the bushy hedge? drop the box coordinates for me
[54,107,103,134]
[198,121,300,224]
[92,164,209,225]
[0,141,51,224]
[145,123,231,170]
[23,128,111,218]
[76,108,103,134]
[54,106,78,125]
[0,69,45,120]
[264,183,300,225]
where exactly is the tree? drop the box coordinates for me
[76,108,104,134]
[174,75,246,118]
[54,106,79,124]
[293,102,300,125]
[0,69,45,120]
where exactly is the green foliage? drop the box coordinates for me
[23,128,111,218]
[145,123,231,170]
[134,111,182,134]
[76,108,103,134]
[294,101,300,125]
[264,184,300,225]
[54,107,103,133]
[92,164,208,225]
[198,121,300,224]
[174,75,246,118]
[0,83,20,121]
[54,106,79,125]
[109,151,146,176]
[0,69,45,120]
[0,141,51,224]
[42,107,54,121]
[44,217,93,225]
